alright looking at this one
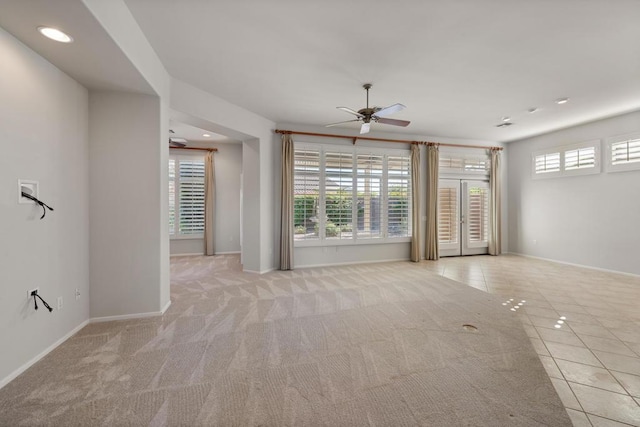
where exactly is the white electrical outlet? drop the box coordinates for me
[75,289,81,300]
[28,287,39,299]
[57,297,63,310]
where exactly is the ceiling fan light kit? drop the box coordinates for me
[327,83,410,134]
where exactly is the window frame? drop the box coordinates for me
[169,153,206,240]
[532,140,601,179]
[606,132,640,173]
[293,142,412,247]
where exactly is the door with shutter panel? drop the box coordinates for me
[438,179,489,257]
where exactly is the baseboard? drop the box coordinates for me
[507,252,640,278]
[170,251,240,257]
[294,257,409,269]
[0,318,90,390]
[243,267,276,274]
[90,300,172,323]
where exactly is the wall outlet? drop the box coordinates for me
[57,297,63,310]
[28,287,39,299]
[75,289,81,300]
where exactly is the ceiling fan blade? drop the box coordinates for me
[376,117,411,127]
[337,106,364,117]
[360,123,371,134]
[169,138,186,147]
[325,119,361,128]
[374,103,406,117]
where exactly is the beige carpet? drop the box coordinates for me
[0,255,571,426]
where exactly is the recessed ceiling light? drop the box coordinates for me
[556,98,569,105]
[37,26,73,43]
[528,107,539,113]
[203,133,211,137]
[501,116,511,122]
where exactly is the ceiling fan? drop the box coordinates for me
[326,83,410,135]
[169,129,187,147]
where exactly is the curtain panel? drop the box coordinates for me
[204,151,216,256]
[425,144,439,260]
[280,134,294,270]
[489,148,502,255]
[410,144,421,262]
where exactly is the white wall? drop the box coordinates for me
[170,79,276,272]
[0,27,89,385]
[508,110,640,275]
[170,143,243,255]
[89,92,169,318]
[274,123,507,268]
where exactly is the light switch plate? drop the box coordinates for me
[18,179,39,204]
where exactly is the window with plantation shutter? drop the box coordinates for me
[565,147,595,170]
[294,149,320,240]
[467,186,488,246]
[534,152,561,174]
[325,151,354,240]
[168,155,205,238]
[438,187,458,245]
[439,154,490,175]
[293,143,411,246]
[607,133,640,173]
[387,155,411,238]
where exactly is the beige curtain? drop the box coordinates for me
[425,144,439,260]
[410,144,421,262]
[280,134,294,270]
[204,151,215,256]
[489,148,502,255]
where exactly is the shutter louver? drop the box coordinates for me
[178,160,205,235]
[325,152,353,240]
[294,149,320,240]
[438,187,458,244]
[535,152,561,174]
[565,147,595,170]
[612,138,640,165]
[356,154,383,239]
[387,155,411,238]
[467,187,488,244]
[168,159,176,235]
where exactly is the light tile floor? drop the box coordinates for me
[422,254,640,427]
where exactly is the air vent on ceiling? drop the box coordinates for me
[496,122,514,128]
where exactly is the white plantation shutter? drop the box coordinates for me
[439,154,490,175]
[467,186,488,246]
[535,152,561,174]
[178,160,205,234]
[565,147,596,170]
[357,153,383,239]
[294,149,320,240]
[168,155,205,237]
[611,138,640,166]
[325,151,353,240]
[387,155,411,238]
[169,159,176,235]
[438,187,458,244]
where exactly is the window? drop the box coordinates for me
[533,140,600,178]
[607,132,640,173]
[534,152,561,174]
[169,155,205,238]
[439,154,490,175]
[294,143,411,245]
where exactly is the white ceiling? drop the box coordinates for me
[124,0,640,142]
[2,1,639,143]
[169,119,239,145]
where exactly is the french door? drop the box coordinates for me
[438,179,489,257]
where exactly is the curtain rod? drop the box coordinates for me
[274,129,503,151]
[169,146,218,152]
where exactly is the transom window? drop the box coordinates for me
[294,143,411,245]
[533,140,600,178]
[607,133,640,173]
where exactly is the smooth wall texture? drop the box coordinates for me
[0,27,90,385]
[170,143,243,255]
[89,92,167,318]
[508,111,640,275]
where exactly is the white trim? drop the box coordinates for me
[506,252,640,278]
[243,267,276,274]
[161,299,172,313]
[215,251,241,255]
[90,300,171,324]
[294,257,409,269]
[170,252,204,257]
[0,319,90,390]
